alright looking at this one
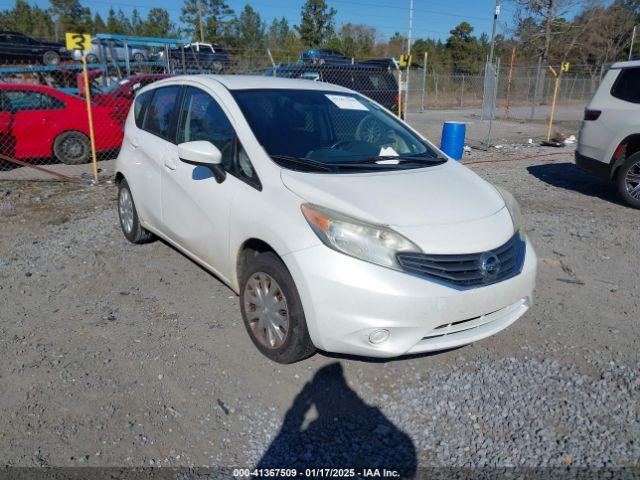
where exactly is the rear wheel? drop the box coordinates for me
[85,53,99,64]
[117,178,155,244]
[53,131,90,165]
[132,52,145,62]
[240,251,315,363]
[43,50,61,66]
[616,152,640,209]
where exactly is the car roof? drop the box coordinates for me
[152,74,354,93]
[611,59,640,69]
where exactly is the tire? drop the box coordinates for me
[132,52,145,62]
[240,251,315,363]
[43,50,61,66]
[53,131,90,165]
[85,53,99,64]
[616,152,640,209]
[117,178,155,244]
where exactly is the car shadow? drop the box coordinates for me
[527,162,626,206]
[256,362,417,475]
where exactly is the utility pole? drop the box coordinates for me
[198,0,205,43]
[404,0,414,119]
[488,0,500,66]
[630,25,637,61]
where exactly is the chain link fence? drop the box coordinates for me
[0,49,402,178]
[0,43,605,179]
[403,63,602,116]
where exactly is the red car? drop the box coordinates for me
[0,84,123,165]
[79,73,170,123]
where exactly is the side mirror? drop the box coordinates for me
[178,141,226,183]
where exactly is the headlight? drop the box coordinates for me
[301,203,421,270]
[495,186,523,233]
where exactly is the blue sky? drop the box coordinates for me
[16,0,518,41]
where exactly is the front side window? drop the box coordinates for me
[611,68,640,104]
[178,87,235,169]
[1,90,64,111]
[143,86,181,140]
[232,88,445,173]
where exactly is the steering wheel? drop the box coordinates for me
[355,115,385,144]
[355,114,409,153]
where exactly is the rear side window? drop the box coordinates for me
[1,90,64,111]
[143,86,181,140]
[133,90,152,128]
[611,68,640,104]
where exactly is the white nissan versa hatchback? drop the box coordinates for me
[115,75,537,363]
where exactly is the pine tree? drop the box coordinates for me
[180,0,233,43]
[296,0,336,48]
[93,12,106,33]
[236,5,264,51]
[141,8,175,38]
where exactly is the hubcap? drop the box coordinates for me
[244,272,289,349]
[61,137,85,160]
[624,160,640,200]
[119,188,134,234]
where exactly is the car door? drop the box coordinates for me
[161,86,247,280]
[2,89,63,158]
[128,85,181,230]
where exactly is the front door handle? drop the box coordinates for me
[130,137,140,148]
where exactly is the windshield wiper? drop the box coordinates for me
[270,154,443,172]
[270,155,333,172]
[358,154,447,165]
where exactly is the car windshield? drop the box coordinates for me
[231,89,446,173]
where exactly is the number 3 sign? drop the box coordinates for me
[65,33,91,52]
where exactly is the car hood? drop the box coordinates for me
[280,161,505,228]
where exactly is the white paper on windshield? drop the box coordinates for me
[325,94,368,111]
[379,146,399,157]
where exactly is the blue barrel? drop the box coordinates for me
[440,121,466,161]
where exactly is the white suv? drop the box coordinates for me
[115,75,536,363]
[576,60,640,208]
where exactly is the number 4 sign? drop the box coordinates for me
[65,33,91,52]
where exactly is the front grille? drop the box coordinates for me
[396,233,525,287]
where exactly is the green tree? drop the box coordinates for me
[140,8,176,38]
[266,16,300,62]
[180,0,233,43]
[234,5,265,50]
[326,23,377,58]
[130,8,143,36]
[49,0,92,39]
[296,0,336,47]
[445,22,481,74]
[93,12,106,33]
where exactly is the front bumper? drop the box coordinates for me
[282,237,537,357]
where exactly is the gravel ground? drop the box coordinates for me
[0,142,638,473]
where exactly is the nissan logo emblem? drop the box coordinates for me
[479,252,501,279]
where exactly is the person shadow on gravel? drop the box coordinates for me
[257,362,417,477]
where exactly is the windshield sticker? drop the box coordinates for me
[379,146,399,157]
[325,94,368,111]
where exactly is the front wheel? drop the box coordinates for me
[240,251,315,363]
[117,178,155,244]
[616,152,640,209]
